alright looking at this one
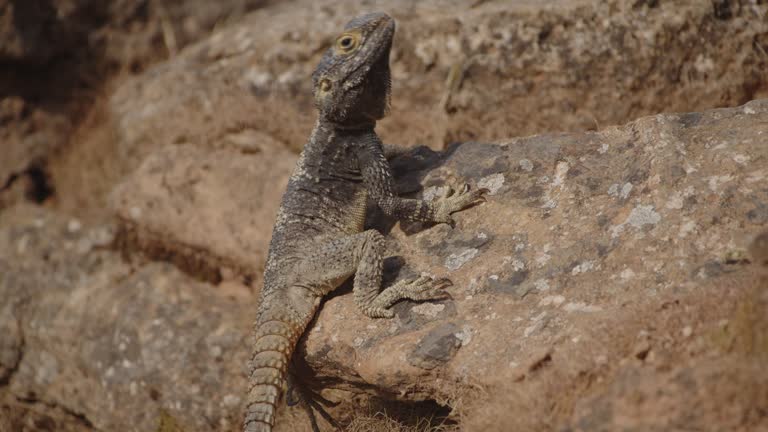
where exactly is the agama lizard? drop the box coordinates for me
[244,12,485,432]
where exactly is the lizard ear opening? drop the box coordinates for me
[313,77,333,110]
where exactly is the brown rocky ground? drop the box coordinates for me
[1,0,768,431]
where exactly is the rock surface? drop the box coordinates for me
[0,205,252,432]
[0,0,271,213]
[109,0,768,165]
[298,99,768,427]
[110,142,296,285]
[5,0,766,219]
[4,100,765,431]
[2,1,768,431]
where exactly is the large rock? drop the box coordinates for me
[3,99,768,431]
[297,99,768,424]
[109,0,768,175]
[2,0,766,428]
[103,100,768,430]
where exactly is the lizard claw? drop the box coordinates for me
[478,188,490,202]
[433,183,486,224]
[399,275,453,302]
[434,288,453,301]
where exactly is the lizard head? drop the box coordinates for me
[312,12,395,127]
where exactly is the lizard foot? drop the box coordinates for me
[433,183,488,226]
[396,275,453,302]
[363,275,452,319]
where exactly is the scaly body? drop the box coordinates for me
[244,12,484,432]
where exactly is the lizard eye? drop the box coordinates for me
[339,36,354,48]
[336,34,359,53]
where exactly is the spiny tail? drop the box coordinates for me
[243,304,311,432]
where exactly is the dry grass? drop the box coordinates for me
[344,412,457,432]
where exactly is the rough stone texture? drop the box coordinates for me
[109,0,768,172]
[0,0,271,214]
[1,1,767,428]
[406,323,462,371]
[6,0,766,220]
[0,95,68,204]
[80,100,768,430]
[0,0,271,70]
[568,358,768,432]
[110,141,296,285]
[0,205,252,432]
[296,100,768,414]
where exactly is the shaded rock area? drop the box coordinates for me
[2,0,768,431]
[1,0,272,215]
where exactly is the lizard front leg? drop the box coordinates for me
[356,133,486,225]
[328,230,449,319]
